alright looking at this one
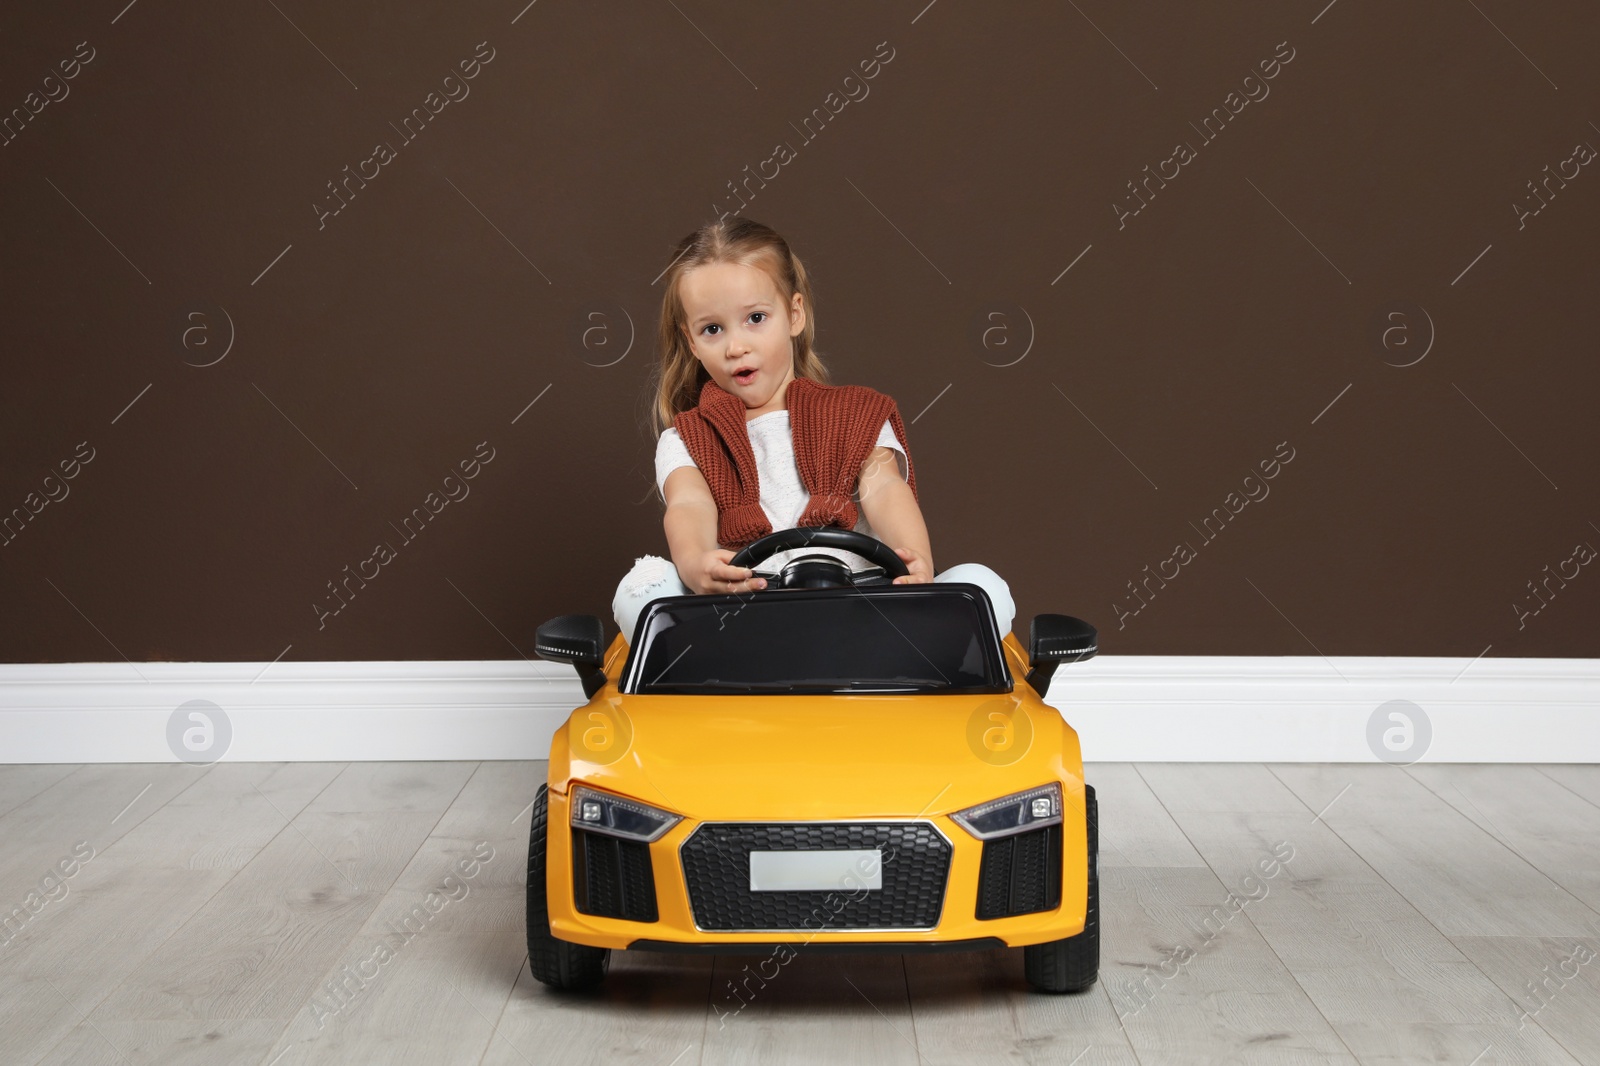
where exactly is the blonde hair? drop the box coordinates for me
[650,218,831,437]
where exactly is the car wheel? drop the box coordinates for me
[1023,783,1098,993]
[526,783,611,989]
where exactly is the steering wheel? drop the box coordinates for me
[728,526,910,590]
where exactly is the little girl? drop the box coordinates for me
[612,218,1015,644]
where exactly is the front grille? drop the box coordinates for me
[680,822,951,931]
[572,829,658,922]
[976,823,1061,919]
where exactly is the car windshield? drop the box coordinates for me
[621,584,1011,695]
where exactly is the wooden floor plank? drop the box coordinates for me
[259,762,533,1066]
[903,947,1139,1065]
[1270,764,1597,937]
[1451,935,1600,1064]
[1091,763,1206,869]
[165,761,345,814]
[0,764,205,904]
[1158,809,1506,1022]
[1134,762,1312,815]
[82,811,442,1021]
[1319,1020,1585,1066]
[83,762,475,1024]
[131,762,348,872]
[7,867,244,1064]
[698,952,920,1066]
[1537,764,1600,809]
[3,763,345,1066]
[309,761,479,813]
[1138,765,1586,1064]
[31,1019,285,1066]
[0,763,80,819]
[1100,865,1357,1063]
[1407,764,1600,914]
[480,954,714,1066]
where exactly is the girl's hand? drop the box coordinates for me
[690,548,768,595]
[890,546,934,584]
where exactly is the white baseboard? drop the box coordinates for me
[1063,655,1600,762]
[0,656,1595,764]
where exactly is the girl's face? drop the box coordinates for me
[679,261,805,418]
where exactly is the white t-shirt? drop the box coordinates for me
[656,410,908,574]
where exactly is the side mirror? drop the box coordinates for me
[535,614,608,700]
[1025,614,1098,698]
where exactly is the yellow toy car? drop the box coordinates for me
[527,527,1099,993]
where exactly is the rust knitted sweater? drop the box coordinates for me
[672,375,919,551]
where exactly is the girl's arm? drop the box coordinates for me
[857,446,934,583]
[662,466,766,594]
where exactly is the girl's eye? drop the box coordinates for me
[700,312,765,336]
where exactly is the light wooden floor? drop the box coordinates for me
[1,763,1598,1065]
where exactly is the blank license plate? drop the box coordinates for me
[749,849,883,892]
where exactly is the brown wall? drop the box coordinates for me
[2,1,1596,663]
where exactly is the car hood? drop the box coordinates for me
[552,689,1081,821]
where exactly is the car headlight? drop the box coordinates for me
[950,782,1063,840]
[569,785,682,842]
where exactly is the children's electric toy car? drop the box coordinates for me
[528,527,1099,993]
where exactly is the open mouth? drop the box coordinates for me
[732,367,757,385]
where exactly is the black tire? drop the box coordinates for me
[1024,783,1098,993]
[525,784,611,989]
